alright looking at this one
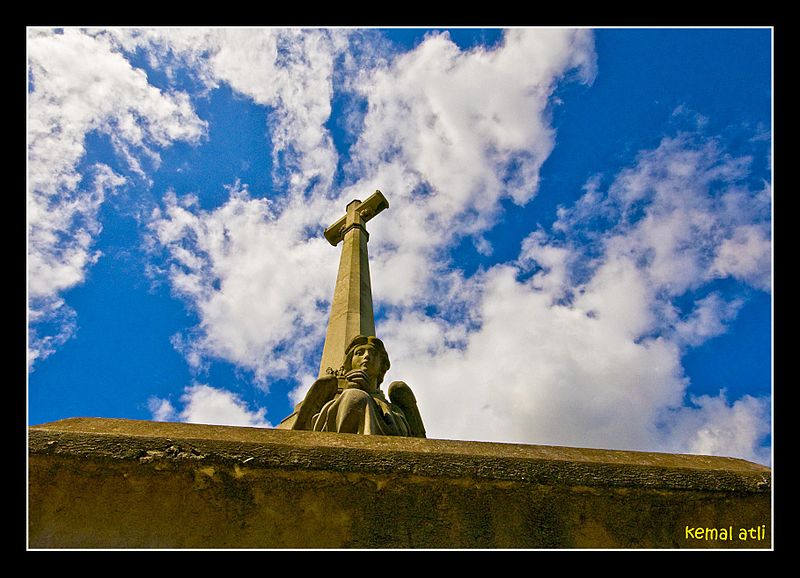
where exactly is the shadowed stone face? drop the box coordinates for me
[350,344,382,391]
[341,334,391,386]
[341,337,390,395]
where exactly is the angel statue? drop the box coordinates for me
[277,335,425,438]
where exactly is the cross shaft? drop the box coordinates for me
[318,191,389,377]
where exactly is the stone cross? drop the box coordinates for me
[318,190,389,377]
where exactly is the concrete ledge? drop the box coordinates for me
[29,418,771,549]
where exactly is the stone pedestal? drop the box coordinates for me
[28,418,771,549]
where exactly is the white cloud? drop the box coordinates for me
[345,28,597,307]
[96,27,349,196]
[147,396,176,421]
[673,293,744,347]
[145,28,597,386]
[712,220,772,291]
[76,27,353,390]
[27,163,126,365]
[376,131,771,464]
[147,184,339,385]
[27,28,207,365]
[552,134,770,294]
[663,392,771,465]
[29,26,349,365]
[148,384,271,428]
[380,265,687,452]
[201,28,349,194]
[27,28,595,378]
[42,29,768,464]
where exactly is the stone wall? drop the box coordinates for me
[28,418,771,549]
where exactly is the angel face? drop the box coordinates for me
[351,344,382,381]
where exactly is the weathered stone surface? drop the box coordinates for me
[29,418,771,549]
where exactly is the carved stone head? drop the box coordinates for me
[342,335,391,385]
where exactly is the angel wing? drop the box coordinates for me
[276,375,339,431]
[388,381,426,438]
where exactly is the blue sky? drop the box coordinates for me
[27,27,772,464]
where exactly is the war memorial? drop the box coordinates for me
[29,192,771,549]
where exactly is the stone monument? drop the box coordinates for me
[277,191,425,437]
[28,195,771,549]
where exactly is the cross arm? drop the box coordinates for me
[358,190,389,223]
[324,214,347,246]
[324,190,389,246]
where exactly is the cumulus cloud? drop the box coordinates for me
[28,27,347,366]
[380,265,687,451]
[664,392,771,464]
[378,131,771,464]
[28,28,356,366]
[552,134,770,294]
[711,221,772,291]
[96,27,350,196]
[145,28,597,387]
[345,28,597,306]
[30,28,769,464]
[147,396,176,422]
[147,183,339,385]
[673,293,744,347]
[148,384,271,427]
[139,30,769,463]
[27,28,207,365]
